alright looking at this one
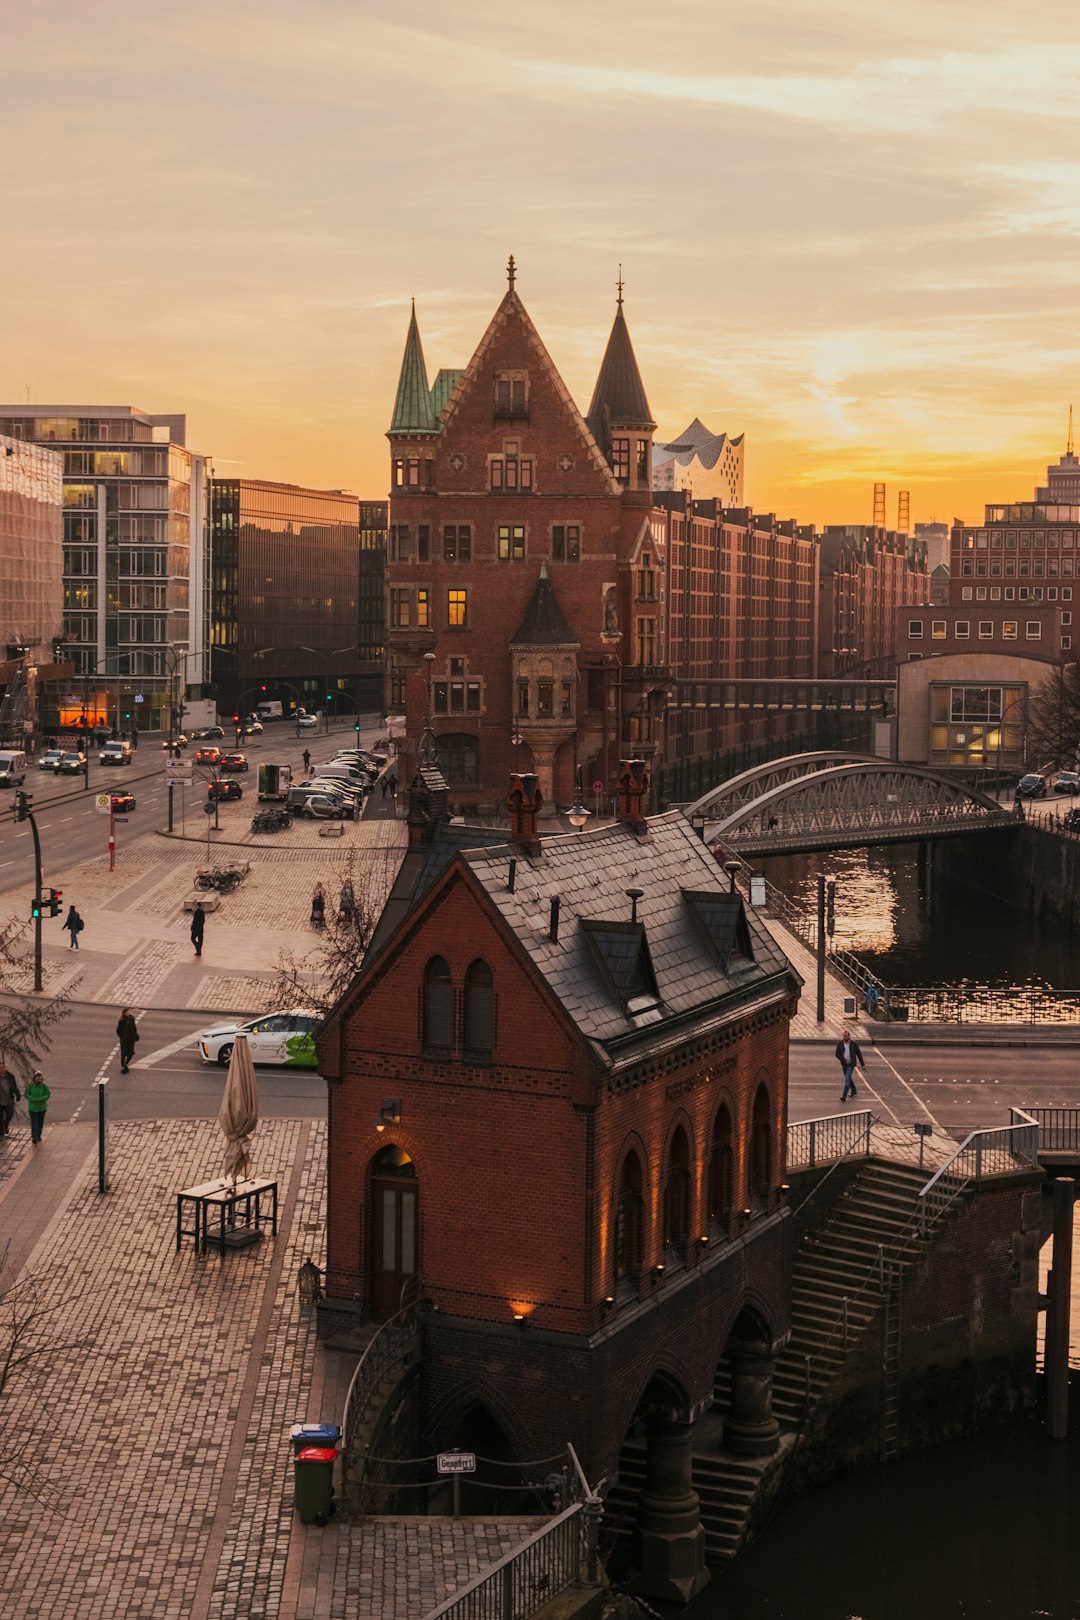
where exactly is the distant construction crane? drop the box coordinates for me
[897,490,910,533]
[873,482,886,528]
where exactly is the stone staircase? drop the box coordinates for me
[772,1160,929,1427]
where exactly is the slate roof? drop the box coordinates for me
[364,820,508,965]
[586,302,656,451]
[388,302,438,436]
[509,563,579,648]
[462,810,798,1060]
[431,369,462,419]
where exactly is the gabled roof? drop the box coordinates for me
[363,820,508,966]
[586,299,655,452]
[580,919,662,1021]
[388,302,438,436]
[509,562,579,648]
[683,889,753,966]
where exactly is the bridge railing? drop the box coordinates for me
[787,1110,873,1173]
[917,1111,1040,1238]
[1022,1106,1080,1152]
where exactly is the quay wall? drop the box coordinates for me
[934,825,1080,930]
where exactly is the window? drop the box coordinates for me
[416,588,430,628]
[417,525,430,563]
[961,587,973,601]
[466,680,481,712]
[615,1152,644,1286]
[979,622,993,639]
[611,438,630,483]
[450,681,465,713]
[443,525,471,563]
[636,617,655,665]
[552,524,580,562]
[490,453,533,491]
[955,621,970,638]
[392,458,405,488]
[438,733,479,785]
[637,556,656,598]
[1064,636,1073,650]
[497,524,526,562]
[389,588,410,629]
[663,1130,691,1259]
[1002,621,1017,640]
[931,621,946,640]
[434,681,448,713]
[517,679,529,717]
[447,589,468,628]
[1063,612,1072,627]
[1064,588,1073,601]
[495,373,528,418]
[464,960,493,1059]
[389,524,410,562]
[709,1106,734,1231]
[423,957,452,1053]
[561,679,573,717]
[908,620,924,638]
[537,679,554,718]
[751,1085,772,1199]
[1026,622,1042,639]
[390,668,406,707]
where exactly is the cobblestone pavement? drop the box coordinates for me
[0,1120,541,1620]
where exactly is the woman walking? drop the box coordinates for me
[26,1071,50,1144]
[116,1008,139,1074]
[310,883,326,930]
[63,904,84,950]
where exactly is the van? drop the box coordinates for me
[0,750,27,788]
[99,740,133,766]
[256,700,284,721]
[257,763,293,800]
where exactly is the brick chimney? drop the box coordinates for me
[506,772,543,856]
[407,763,450,847]
[615,759,650,835]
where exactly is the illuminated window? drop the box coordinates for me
[447,589,468,628]
[931,621,946,639]
[416,588,430,628]
[497,524,526,562]
[1002,621,1017,640]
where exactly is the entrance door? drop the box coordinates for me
[371,1172,418,1321]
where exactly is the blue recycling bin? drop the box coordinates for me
[290,1422,341,1456]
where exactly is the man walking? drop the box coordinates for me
[190,902,206,958]
[834,1028,865,1102]
[26,1070,50,1144]
[302,748,311,773]
[116,1008,139,1074]
[0,1059,20,1137]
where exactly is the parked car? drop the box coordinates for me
[1053,771,1080,795]
[1016,773,1047,798]
[38,749,63,771]
[54,751,86,775]
[307,782,361,811]
[109,791,137,814]
[220,752,249,773]
[195,1009,321,1068]
[161,733,189,750]
[195,746,222,766]
[285,788,353,820]
[1066,808,1080,831]
[207,779,243,802]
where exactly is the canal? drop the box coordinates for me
[756,841,1080,991]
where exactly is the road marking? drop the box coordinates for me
[132,1029,202,1068]
[869,1044,942,1127]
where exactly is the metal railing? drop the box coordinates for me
[340,1277,420,1477]
[422,1503,585,1620]
[1023,1105,1080,1152]
[917,1110,1040,1237]
[787,1110,872,1173]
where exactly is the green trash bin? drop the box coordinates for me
[294,1445,338,1525]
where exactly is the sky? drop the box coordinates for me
[4,0,1080,526]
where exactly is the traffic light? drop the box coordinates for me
[30,895,42,920]
[260,684,267,693]
[232,714,240,725]
[14,791,31,822]
[47,887,62,918]
[354,723,361,734]
[326,692,333,703]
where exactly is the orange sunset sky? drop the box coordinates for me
[4,0,1079,527]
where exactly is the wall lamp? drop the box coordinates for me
[652,1263,666,1281]
[374,1098,401,1132]
[696,1235,710,1253]
[602,1295,615,1311]
[741,1206,752,1220]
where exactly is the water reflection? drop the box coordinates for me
[757,842,1080,990]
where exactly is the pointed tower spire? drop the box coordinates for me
[586,276,656,488]
[1068,403,1075,458]
[388,300,437,436]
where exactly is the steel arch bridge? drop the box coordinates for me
[684,751,1016,856]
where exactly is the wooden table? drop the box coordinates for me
[175,1177,279,1256]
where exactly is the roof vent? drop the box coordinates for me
[625,887,644,923]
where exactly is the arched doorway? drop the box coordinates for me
[370,1144,418,1321]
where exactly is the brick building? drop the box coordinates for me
[318,762,801,1603]
[817,525,929,678]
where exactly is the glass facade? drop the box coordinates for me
[928,682,1025,768]
[359,500,387,670]
[0,435,63,664]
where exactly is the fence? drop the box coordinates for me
[340,1279,420,1480]
[916,1110,1040,1238]
[1023,1106,1080,1152]
[787,1110,872,1172]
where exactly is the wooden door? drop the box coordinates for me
[371,1175,418,1321]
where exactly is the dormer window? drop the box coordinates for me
[495,373,529,420]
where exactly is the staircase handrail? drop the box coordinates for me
[340,1275,421,1474]
[787,1111,881,1220]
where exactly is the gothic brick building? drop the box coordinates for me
[318,762,801,1603]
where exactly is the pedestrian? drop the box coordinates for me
[26,1070,50,1144]
[302,748,311,773]
[834,1028,865,1103]
[63,904,84,950]
[380,778,388,800]
[388,773,397,797]
[0,1059,20,1137]
[338,880,355,921]
[116,1007,139,1074]
[190,901,205,957]
[865,982,880,1018]
[310,883,326,930]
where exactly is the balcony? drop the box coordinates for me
[493,402,530,422]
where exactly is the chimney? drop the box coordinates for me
[549,895,561,943]
[506,772,543,856]
[615,759,650,835]
[406,763,450,847]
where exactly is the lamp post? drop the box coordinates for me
[297,644,356,734]
[568,765,589,831]
[511,730,523,773]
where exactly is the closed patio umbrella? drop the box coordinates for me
[218,1033,258,1185]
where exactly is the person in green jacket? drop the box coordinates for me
[26,1071,50,1144]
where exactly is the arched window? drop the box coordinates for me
[751,1084,772,1199]
[708,1105,734,1232]
[663,1128,691,1259]
[615,1151,644,1287]
[423,956,453,1052]
[464,960,493,1058]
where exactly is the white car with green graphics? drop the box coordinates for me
[196,1009,321,1068]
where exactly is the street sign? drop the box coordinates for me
[134,694,144,704]
[95,793,111,816]
[165,761,193,782]
[203,802,216,816]
[750,874,766,908]
[591,779,604,794]
[436,1452,476,1475]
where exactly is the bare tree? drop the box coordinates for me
[0,917,73,1078]
[1024,662,1080,770]
[0,1247,94,1497]
[268,853,380,1016]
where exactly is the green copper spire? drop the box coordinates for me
[389,300,438,436]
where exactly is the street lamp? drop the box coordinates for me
[297,644,355,734]
[568,765,589,830]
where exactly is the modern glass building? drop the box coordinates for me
[0,406,210,734]
[210,479,363,723]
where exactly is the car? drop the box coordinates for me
[1066,808,1080,831]
[38,749,63,771]
[220,752,249,773]
[242,717,264,735]
[161,733,189,750]
[287,791,353,820]
[1016,773,1047,799]
[307,784,361,811]
[207,778,243,802]
[109,791,137,814]
[297,713,319,729]
[1053,771,1080,795]
[196,1009,321,1068]
[99,740,133,766]
[195,746,222,765]
[190,726,225,741]
[54,750,87,774]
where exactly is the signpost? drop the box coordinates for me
[95,791,117,871]
[98,1077,109,1194]
[592,778,604,818]
[437,1451,476,1517]
[914,1120,933,1170]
